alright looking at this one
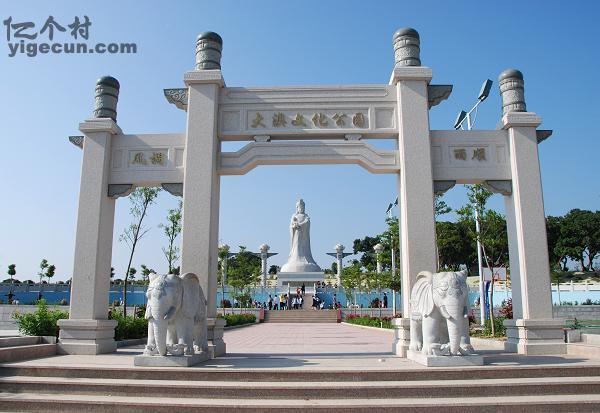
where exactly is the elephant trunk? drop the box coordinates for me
[153,319,168,356]
[446,318,462,355]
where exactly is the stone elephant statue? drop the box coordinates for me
[143,272,207,357]
[409,270,475,356]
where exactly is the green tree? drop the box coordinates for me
[7,264,16,283]
[139,264,153,285]
[38,259,48,285]
[457,184,508,335]
[227,246,261,309]
[268,265,279,275]
[556,209,600,271]
[546,215,569,271]
[119,187,161,316]
[436,221,471,271]
[159,200,183,273]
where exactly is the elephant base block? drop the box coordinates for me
[407,350,483,367]
[133,352,210,367]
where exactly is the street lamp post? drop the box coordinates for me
[454,79,493,326]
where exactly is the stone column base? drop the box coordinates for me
[392,317,410,357]
[207,317,226,357]
[504,318,566,355]
[57,319,118,355]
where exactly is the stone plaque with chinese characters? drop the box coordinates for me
[217,85,398,140]
[128,150,168,167]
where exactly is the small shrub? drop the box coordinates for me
[345,315,393,329]
[222,313,256,327]
[482,316,507,337]
[109,310,148,341]
[12,299,69,337]
[499,298,513,319]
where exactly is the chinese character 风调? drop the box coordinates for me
[150,152,164,165]
[132,152,146,165]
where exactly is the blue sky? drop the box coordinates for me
[1,0,599,281]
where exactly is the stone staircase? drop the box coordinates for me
[0,336,56,363]
[264,295,339,323]
[1,363,600,411]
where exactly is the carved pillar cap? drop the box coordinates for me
[393,27,421,68]
[195,31,223,70]
[499,68,526,115]
[93,76,120,122]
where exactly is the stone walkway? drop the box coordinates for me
[224,322,393,356]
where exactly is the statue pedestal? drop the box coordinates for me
[277,272,325,287]
[407,350,483,367]
[133,352,210,367]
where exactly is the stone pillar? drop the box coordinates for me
[260,244,270,287]
[58,76,122,355]
[390,28,438,357]
[499,69,565,355]
[180,32,225,357]
[374,243,384,274]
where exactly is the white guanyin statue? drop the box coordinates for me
[280,199,322,273]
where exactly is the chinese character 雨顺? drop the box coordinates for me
[453,149,467,161]
[311,113,328,127]
[472,148,486,161]
[68,16,91,40]
[272,112,287,127]
[133,152,146,165]
[291,113,306,127]
[3,17,37,41]
[40,16,66,41]
[353,113,365,128]
[332,113,347,127]
[250,113,266,128]
[150,152,164,165]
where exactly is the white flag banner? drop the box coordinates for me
[483,267,507,281]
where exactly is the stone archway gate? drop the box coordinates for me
[59,29,565,357]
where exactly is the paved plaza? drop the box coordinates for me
[4,323,599,372]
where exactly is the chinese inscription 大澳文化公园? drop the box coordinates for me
[249,111,366,129]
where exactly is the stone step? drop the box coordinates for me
[0,344,56,363]
[1,375,599,399]
[582,333,600,346]
[1,392,600,412]
[0,336,41,348]
[568,343,600,359]
[3,364,600,382]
